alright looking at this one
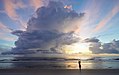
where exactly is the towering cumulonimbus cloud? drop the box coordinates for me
[27,1,80,32]
[10,1,84,54]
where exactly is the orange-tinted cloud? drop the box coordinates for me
[74,0,102,38]
[0,22,13,33]
[93,5,119,32]
[0,22,16,41]
[3,0,26,30]
[0,35,17,41]
[3,0,26,20]
[64,5,72,9]
[3,0,18,20]
[30,0,43,10]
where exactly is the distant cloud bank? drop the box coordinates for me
[84,38,119,54]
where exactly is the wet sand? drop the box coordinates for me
[0,69,119,75]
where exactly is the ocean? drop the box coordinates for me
[0,55,119,69]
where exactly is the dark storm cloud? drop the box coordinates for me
[12,30,78,50]
[8,1,83,55]
[27,1,80,32]
[84,37,99,43]
[88,38,119,54]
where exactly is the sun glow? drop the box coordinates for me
[64,42,92,54]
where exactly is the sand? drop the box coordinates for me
[0,69,119,75]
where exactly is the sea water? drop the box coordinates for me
[0,55,119,69]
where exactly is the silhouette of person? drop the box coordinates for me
[78,59,81,72]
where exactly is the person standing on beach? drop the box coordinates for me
[78,59,81,71]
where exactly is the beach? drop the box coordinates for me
[0,69,119,75]
[1,55,119,75]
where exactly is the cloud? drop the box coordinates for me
[93,4,119,32]
[0,10,5,13]
[0,22,17,41]
[3,0,25,20]
[3,0,18,20]
[0,35,17,42]
[73,0,102,38]
[29,0,44,10]
[11,30,79,54]
[64,5,72,10]
[87,38,119,54]
[16,19,27,30]
[84,37,99,43]
[0,22,13,33]
[7,1,83,55]
[27,1,81,33]
[3,0,26,30]
[77,0,119,38]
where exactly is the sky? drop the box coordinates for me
[0,0,119,55]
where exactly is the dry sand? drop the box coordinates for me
[0,69,119,75]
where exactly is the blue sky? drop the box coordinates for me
[0,0,119,54]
